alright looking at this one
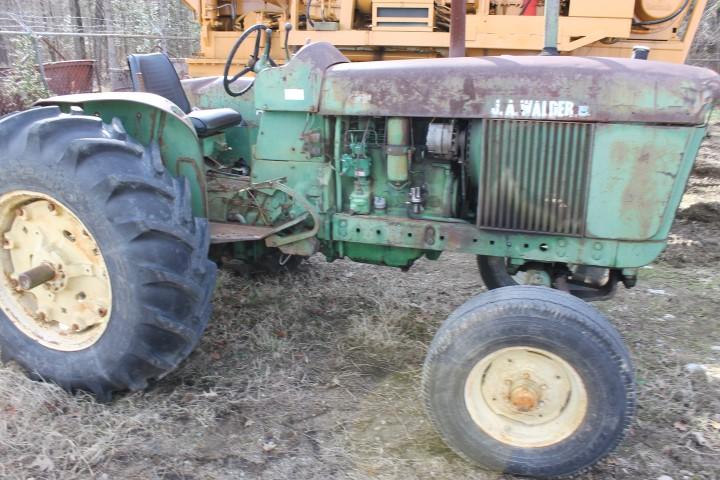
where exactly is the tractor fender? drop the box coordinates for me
[36,92,208,217]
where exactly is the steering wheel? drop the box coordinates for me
[223,23,277,97]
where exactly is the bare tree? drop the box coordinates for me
[70,0,87,59]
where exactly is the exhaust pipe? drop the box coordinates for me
[540,0,560,56]
[449,0,466,57]
[632,45,650,60]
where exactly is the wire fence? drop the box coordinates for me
[0,2,199,115]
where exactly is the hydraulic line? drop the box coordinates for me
[633,0,690,26]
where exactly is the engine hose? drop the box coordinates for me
[306,0,314,27]
[632,0,690,26]
[519,0,532,15]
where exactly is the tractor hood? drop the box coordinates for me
[318,54,720,125]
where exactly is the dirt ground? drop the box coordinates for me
[1,118,719,480]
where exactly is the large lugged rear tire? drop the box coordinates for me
[422,286,635,478]
[0,107,216,400]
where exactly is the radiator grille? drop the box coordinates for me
[477,120,593,236]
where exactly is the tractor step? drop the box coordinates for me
[209,222,275,244]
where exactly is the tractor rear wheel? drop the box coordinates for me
[422,286,635,478]
[0,107,216,400]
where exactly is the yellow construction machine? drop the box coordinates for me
[181,0,708,76]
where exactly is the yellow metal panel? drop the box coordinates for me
[569,0,634,18]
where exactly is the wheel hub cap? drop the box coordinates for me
[0,191,112,351]
[464,346,588,448]
[509,384,539,412]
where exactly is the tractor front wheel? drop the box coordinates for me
[422,286,635,477]
[0,107,216,400]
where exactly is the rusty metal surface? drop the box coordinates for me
[210,222,276,244]
[319,54,720,124]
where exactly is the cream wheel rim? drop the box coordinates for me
[0,191,112,351]
[464,346,588,448]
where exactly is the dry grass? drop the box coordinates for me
[1,128,719,480]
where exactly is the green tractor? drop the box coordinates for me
[0,23,717,477]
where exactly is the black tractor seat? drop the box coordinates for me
[186,109,242,137]
[127,53,243,137]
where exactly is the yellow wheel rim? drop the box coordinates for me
[0,191,112,351]
[464,346,588,448]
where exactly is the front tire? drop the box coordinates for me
[0,107,216,400]
[422,286,635,478]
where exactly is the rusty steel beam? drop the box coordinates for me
[449,0,466,58]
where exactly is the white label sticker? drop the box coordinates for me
[348,92,372,104]
[490,98,591,119]
[284,88,305,101]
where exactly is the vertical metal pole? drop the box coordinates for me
[9,12,50,93]
[449,0,466,58]
[540,0,560,56]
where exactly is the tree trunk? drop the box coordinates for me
[0,37,9,66]
[70,0,87,59]
[103,0,122,90]
[92,0,105,89]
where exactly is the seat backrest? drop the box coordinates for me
[127,53,192,114]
